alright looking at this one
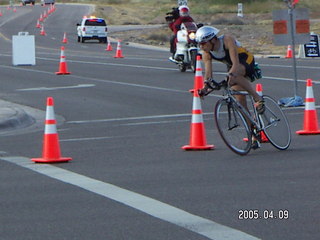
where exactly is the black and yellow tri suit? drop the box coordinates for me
[209,35,256,81]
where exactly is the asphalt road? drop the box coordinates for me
[0,3,319,240]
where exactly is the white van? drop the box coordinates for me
[41,0,55,5]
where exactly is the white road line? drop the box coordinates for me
[38,57,177,72]
[67,113,198,124]
[60,135,125,142]
[17,84,95,91]
[2,156,261,240]
[260,63,320,70]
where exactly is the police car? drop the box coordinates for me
[77,16,108,43]
[21,0,35,5]
[41,0,55,5]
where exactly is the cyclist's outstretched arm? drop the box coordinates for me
[202,51,213,80]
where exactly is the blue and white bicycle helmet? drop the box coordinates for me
[195,26,220,44]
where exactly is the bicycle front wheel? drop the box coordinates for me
[215,99,252,155]
[259,95,291,150]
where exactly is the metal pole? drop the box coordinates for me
[278,0,303,106]
[288,6,299,97]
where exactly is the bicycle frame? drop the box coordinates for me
[222,88,263,137]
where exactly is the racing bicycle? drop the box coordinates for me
[199,78,291,155]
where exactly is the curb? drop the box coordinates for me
[0,107,35,130]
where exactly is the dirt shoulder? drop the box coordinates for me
[95,5,320,57]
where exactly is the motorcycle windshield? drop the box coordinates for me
[182,22,197,32]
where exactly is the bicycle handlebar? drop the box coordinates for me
[198,77,228,97]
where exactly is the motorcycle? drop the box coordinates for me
[169,22,199,73]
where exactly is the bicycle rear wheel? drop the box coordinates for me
[259,95,291,150]
[215,99,252,155]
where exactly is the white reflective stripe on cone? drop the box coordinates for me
[45,106,55,120]
[305,100,316,111]
[45,124,57,134]
[306,86,314,99]
[192,96,201,110]
[192,114,204,124]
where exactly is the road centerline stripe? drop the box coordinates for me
[16,84,95,91]
[2,156,260,240]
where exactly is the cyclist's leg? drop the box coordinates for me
[231,84,261,149]
[228,64,262,103]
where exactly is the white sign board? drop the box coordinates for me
[178,0,188,6]
[12,32,36,66]
[237,3,243,17]
[272,8,310,46]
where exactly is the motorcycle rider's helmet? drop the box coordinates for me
[195,26,220,44]
[179,5,189,17]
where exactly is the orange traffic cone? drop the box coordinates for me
[255,83,268,142]
[285,45,293,58]
[40,25,46,36]
[48,4,53,14]
[189,55,204,93]
[56,46,71,75]
[36,19,41,28]
[113,40,124,58]
[105,40,112,51]
[182,80,214,150]
[39,13,44,22]
[32,97,72,163]
[296,79,320,135]
[62,32,68,43]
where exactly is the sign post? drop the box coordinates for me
[273,0,310,107]
[288,1,299,105]
[178,0,188,6]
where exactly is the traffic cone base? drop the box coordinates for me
[182,144,214,150]
[296,130,320,135]
[32,157,72,163]
[56,71,70,75]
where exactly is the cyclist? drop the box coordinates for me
[195,26,265,114]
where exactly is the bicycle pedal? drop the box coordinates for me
[251,140,261,150]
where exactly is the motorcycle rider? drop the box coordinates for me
[167,5,194,59]
[196,26,265,115]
